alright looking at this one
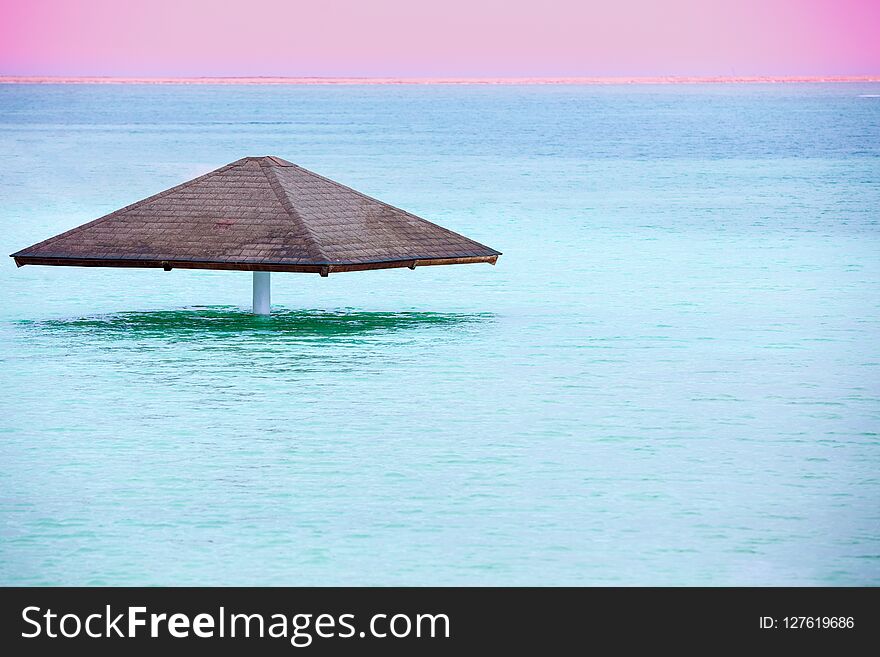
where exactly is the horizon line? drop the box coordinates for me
[1,75,879,86]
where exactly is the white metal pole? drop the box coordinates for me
[253,271,271,315]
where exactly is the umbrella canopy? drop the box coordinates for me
[11,156,501,276]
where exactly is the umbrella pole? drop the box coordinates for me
[252,271,271,315]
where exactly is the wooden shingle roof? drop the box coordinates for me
[11,156,501,276]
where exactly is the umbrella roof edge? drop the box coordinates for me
[11,253,499,276]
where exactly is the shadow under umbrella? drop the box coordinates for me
[15,306,494,344]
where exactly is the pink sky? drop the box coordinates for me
[1,0,878,77]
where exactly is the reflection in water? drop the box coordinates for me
[16,306,492,342]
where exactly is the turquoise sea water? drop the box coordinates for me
[0,83,878,585]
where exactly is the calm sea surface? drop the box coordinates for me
[0,83,878,585]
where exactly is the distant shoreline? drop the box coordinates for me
[1,75,878,86]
